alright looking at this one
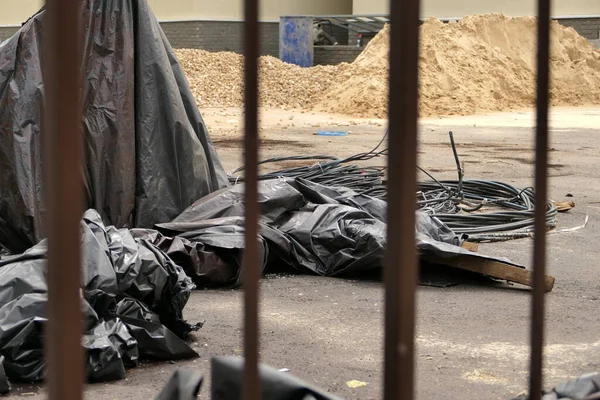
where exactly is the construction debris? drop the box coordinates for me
[554,201,576,212]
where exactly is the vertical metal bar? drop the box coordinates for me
[243,0,260,398]
[384,0,421,399]
[43,0,84,399]
[529,0,552,398]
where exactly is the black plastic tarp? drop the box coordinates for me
[150,178,390,282]
[0,0,228,254]
[156,369,204,400]
[153,358,339,400]
[0,210,199,387]
[128,178,525,288]
[211,356,341,400]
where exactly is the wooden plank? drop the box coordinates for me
[461,242,479,252]
[423,255,555,292]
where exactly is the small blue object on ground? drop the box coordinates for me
[316,131,349,137]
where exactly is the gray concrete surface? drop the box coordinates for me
[6,108,600,399]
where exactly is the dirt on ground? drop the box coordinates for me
[6,107,600,400]
[176,14,600,118]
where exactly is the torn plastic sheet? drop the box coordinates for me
[0,0,228,254]
[211,356,342,400]
[0,210,198,390]
[148,178,524,288]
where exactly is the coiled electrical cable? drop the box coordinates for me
[228,131,558,240]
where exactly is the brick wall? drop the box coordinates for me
[557,18,600,40]
[321,24,349,45]
[160,20,279,56]
[2,17,598,62]
[314,45,363,65]
[0,20,280,57]
[0,26,19,42]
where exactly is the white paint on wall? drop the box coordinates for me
[352,0,600,18]
[0,0,352,26]
[0,0,43,26]
[146,0,353,22]
[147,0,243,21]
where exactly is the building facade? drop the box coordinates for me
[1,0,598,57]
[354,0,600,41]
[0,0,352,56]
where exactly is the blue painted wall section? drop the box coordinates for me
[279,17,313,67]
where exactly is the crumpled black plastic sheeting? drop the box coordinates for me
[0,356,10,395]
[130,178,524,288]
[155,369,204,400]
[0,210,198,387]
[0,0,228,254]
[211,356,341,400]
[154,359,340,400]
[132,222,268,288]
[147,178,389,282]
[513,373,600,400]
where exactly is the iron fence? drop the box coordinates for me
[43,0,552,398]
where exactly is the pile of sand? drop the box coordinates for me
[176,49,339,109]
[314,14,600,117]
[177,14,600,118]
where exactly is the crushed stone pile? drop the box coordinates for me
[176,49,339,109]
[177,14,600,117]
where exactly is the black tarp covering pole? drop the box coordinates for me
[243,0,261,399]
[43,0,85,398]
[530,0,552,399]
[384,0,420,399]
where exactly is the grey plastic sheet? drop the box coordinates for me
[0,0,228,254]
[0,210,199,389]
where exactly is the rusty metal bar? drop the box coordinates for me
[529,0,552,398]
[43,0,84,399]
[384,0,421,399]
[243,0,260,398]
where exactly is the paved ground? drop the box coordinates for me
[7,107,600,399]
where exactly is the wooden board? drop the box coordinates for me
[423,255,555,292]
[460,242,479,252]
